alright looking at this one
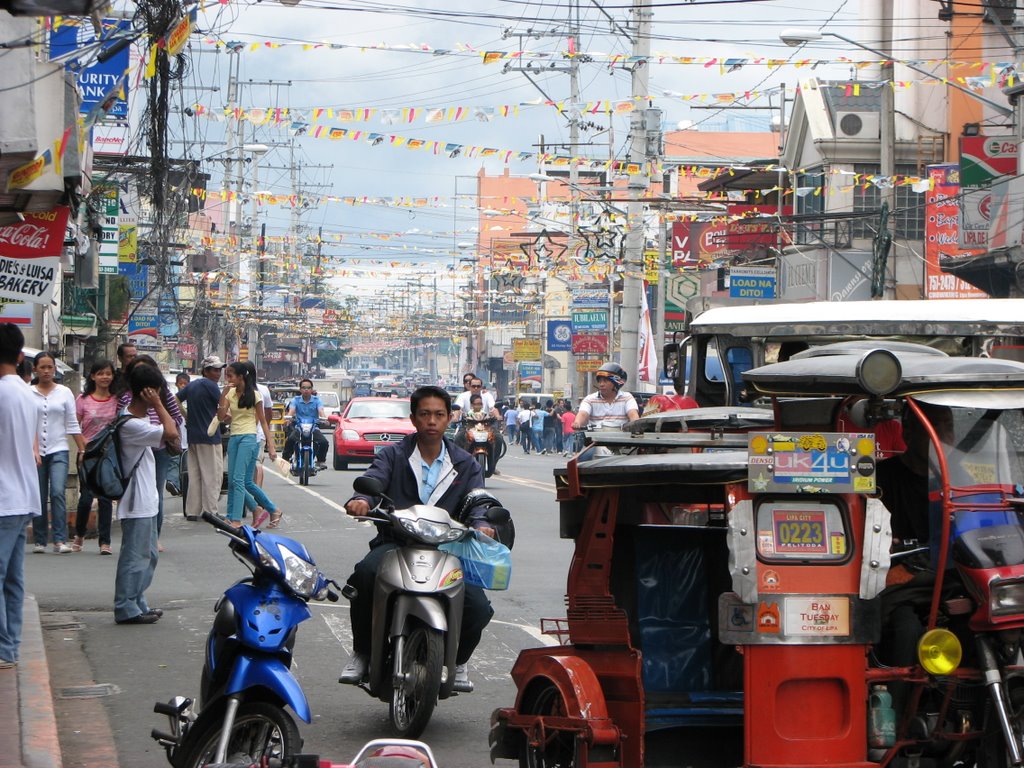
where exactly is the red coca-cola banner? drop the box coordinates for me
[0,207,69,258]
[0,207,70,305]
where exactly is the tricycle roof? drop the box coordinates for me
[744,344,1024,398]
[559,450,748,488]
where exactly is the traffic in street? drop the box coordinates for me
[28,443,572,768]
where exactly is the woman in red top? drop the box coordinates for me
[74,360,119,554]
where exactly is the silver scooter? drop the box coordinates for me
[339,475,472,738]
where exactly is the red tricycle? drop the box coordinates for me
[491,342,1024,768]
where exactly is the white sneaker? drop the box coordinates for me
[53,543,73,554]
[453,662,473,692]
[339,652,368,684]
[32,544,45,554]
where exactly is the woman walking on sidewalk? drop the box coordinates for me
[218,362,280,529]
[73,359,118,554]
[32,352,85,554]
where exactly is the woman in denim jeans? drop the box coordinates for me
[218,362,280,528]
[73,359,118,554]
[32,352,85,554]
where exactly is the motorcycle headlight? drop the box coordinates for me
[342,429,359,441]
[277,543,319,598]
[254,540,281,574]
[991,578,1024,616]
[398,516,462,545]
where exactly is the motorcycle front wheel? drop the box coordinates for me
[173,700,301,768]
[389,622,444,739]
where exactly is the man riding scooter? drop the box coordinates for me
[340,385,501,693]
[282,379,329,470]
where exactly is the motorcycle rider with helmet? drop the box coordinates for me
[282,379,329,470]
[572,361,640,429]
[340,385,504,692]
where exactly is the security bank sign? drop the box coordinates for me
[729,266,776,299]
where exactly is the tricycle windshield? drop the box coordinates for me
[913,401,1024,569]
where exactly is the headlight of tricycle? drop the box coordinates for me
[277,543,319,598]
[399,516,456,545]
[991,578,1024,617]
[917,628,962,675]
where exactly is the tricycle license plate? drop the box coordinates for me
[473,432,489,442]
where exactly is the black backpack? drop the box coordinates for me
[81,414,144,501]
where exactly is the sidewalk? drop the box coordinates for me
[0,594,62,768]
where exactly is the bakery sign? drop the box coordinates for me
[0,207,70,305]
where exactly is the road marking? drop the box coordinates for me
[489,474,555,493]
[264,471,348,513]
[489,618,561,647]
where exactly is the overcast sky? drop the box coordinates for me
[166,0,865,297]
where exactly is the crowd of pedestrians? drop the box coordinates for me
[0,325,291,641]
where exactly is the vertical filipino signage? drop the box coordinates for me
[0,207,70,305]
[924,165,988,299]
[94,182,121,274]
[959,136,1017,249]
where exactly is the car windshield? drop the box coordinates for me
[346,401,409,419]
[318,392,340,408]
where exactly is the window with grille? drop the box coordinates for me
[852,164,925,241]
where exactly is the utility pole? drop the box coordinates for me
[619,0,652,386]
[566,10,580,401]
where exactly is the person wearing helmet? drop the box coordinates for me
[573,361,640,429]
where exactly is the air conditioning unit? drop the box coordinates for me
[835,111,880,139]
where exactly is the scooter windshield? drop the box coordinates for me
[929,406,1024,570]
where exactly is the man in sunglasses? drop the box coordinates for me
[282,379,329,469]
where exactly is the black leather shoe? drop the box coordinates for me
[146,608,164,618]
[116,613,160,625]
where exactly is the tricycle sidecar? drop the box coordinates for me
[493,342,1024,768]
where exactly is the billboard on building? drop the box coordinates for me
[959,136,1017,249]
[0,207,70,306]
[924,165,988,300]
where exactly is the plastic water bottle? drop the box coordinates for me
[868,685,896,748]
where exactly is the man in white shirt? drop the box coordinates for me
[573,362,640,430]
[453,377,499,420]
[114,364,179,625]
[0,324,42,666]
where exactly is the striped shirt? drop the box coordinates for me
[579,390,639,427]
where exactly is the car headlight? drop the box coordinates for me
[277,543,319,598]
[991,578,1024,616]
[398,516,462,545]
[341,429,359,441]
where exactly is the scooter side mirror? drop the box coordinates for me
[353,476,385,497]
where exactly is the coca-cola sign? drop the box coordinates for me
[0,207,69,306]
[0,207,69,258]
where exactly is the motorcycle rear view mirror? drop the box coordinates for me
[353,476,385,497]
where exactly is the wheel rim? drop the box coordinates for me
[189,712,289,766]
[391,629,439,734]
[522,684,576,768]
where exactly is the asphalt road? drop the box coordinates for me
[27,438,574,768]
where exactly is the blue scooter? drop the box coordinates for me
[151,512,340,768]
[291,420,320,486]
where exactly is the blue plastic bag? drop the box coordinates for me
[440,531,512,590]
